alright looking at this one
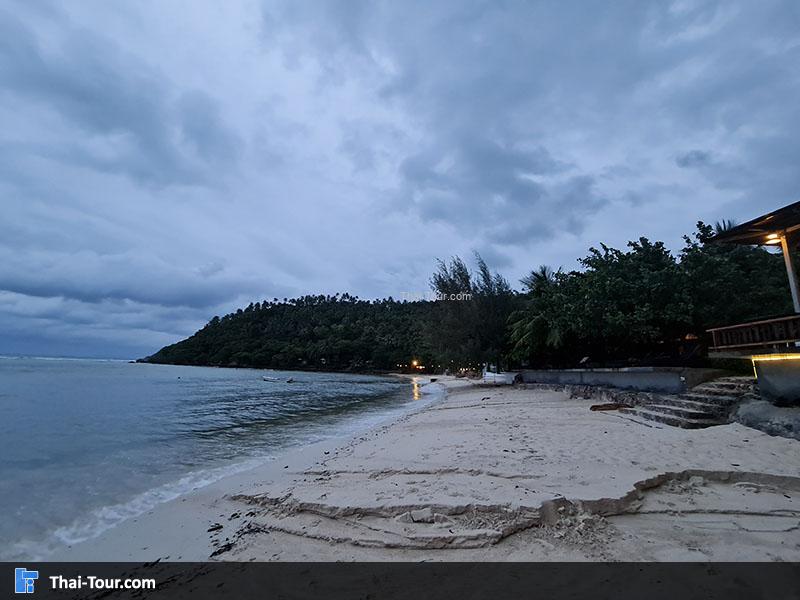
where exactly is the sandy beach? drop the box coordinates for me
[53,377,800,562]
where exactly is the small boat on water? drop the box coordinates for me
[262,376,279,382]
[286,377,295,383]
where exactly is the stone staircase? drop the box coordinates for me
[619,376,754,429]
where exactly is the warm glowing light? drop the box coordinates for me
[411,359,418,367]
[765,238,782,245]
[766,233,780,240]
[751,353,800,379]
[752,353,800,362]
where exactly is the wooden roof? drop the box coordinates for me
[710,200,800,246]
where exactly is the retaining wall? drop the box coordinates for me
[520,367,726,394]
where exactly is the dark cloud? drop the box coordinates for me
[399,137,567,241]
[2,1,800,357]
[178,91,242,164]
[264,0,800,216]
[676,150,713,169]
[0,249,261,308]
[0,9,241,187]
[472,246,513,270]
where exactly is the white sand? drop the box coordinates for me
[51,377,800,561]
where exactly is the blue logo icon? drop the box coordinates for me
[15,568,39,594]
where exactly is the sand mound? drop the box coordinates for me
[210,466,800,558]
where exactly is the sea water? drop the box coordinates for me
[0,357,430,559]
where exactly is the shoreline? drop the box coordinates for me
[135,359,431,379]
[42,376,450,561]
[48,377,800,561]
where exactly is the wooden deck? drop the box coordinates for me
[708,314,800,351]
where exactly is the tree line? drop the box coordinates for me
[144,222,792,372]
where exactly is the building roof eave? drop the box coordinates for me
[709,199,800,246]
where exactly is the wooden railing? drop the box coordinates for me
[708,314,800,350]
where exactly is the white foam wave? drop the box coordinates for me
[5,457,270,561]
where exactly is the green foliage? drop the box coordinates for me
[578,238,692,353]
[509,222,793,366]
[426,254,520,369]
[713,219,737,234]
[680,222,792,328]
[147,254,518,372]
[147,223,794,372]
[146,294,435,371]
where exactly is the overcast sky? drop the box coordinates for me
[2,1,799,358]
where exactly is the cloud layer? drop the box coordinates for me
[2,1,799,357]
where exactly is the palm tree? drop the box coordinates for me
[714,219,737,234]
[508,265,568,361]
[520,265,559,295]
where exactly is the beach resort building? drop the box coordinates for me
[708,200,800,406]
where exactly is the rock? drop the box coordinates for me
[410,507,435,523]
[734,399,800,441]
[733,481,776,494]
[688,475,705,487]
[395,512,414,523]
[433,512,452,524]
[590,403,626,412]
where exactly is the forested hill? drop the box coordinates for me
[144,254,516,372]
[144,223,794,372]
[144,295,439,372]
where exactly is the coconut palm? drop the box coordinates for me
[714,219,737,234]
[520,265,559,296]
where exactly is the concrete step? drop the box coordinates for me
[652,397,729,414]
[695,377,753,389]
[681,391,738,405]
[645,403,719,420]
[613,376,751,430]
[619,406,721,429]
[721,376,756,383]
[689,385,745,397]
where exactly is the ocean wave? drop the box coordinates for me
[3,378,443,561]
[4,457,269,561]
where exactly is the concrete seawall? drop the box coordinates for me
[753,356,800,406]
[520,367,726,394]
